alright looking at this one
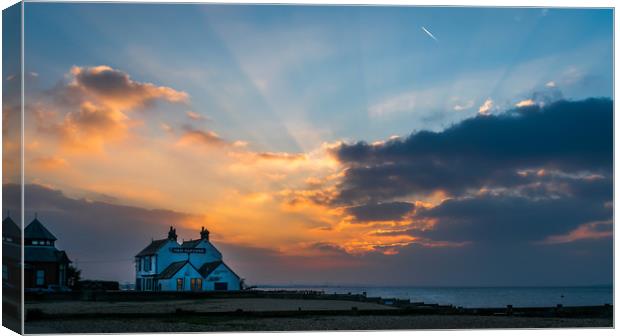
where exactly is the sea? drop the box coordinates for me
[255,285,613,308]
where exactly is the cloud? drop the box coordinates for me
[39,101,129,151]
[412,194,611,244]
[30,156,69,170]
[35,65,191,152]
[186,111,210,121]
[326,98,612,255]
[254,152,306,162]
[515,99,536,107]
[5,182,612,287]
[68,65,188,110]
[177,126,226,147]
[66,101,127,133]
[542,220,613,244]
[478,98,493,115]
[333,98,612,204]
[346,201,415,223]
[453,100,474,111]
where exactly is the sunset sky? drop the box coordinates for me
[4,4,613,285]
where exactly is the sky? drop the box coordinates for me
[3,4,613,285]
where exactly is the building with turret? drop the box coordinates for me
[135,227,241,291]
[23,217,71,290]
[2,216,21,291]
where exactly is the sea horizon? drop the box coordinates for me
[254,284,613,308]
[255,283,614,288]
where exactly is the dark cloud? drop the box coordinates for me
[346,201,415,222]
[306,242,350,255]
[327,97,613,263]
[69,65,188,107]
[412,194,611,244]
[334,98,612,204]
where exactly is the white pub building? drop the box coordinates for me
[135,226,242,291]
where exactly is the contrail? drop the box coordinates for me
[421,26,438,42]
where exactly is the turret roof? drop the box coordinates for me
[24,218,57,241]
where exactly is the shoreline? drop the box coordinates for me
[22,293,613,333]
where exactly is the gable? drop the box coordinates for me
[204,262,241,280]
[166,262,201,279]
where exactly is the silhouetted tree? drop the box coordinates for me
[67,265,81,290]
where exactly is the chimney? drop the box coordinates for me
[168,226,177,241]
[200,226,210,241]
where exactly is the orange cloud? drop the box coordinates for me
[177,128,226,147]
[42,101,128,152]
[33,65,191,153]
[30,156,69,170]
[542,220,613,244]
[254,152,307,162]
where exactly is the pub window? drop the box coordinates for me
[2,264,7,280]
[190,278,202,291]
[176,278,183,291]
[36,270,45,286]
[136,258,141,272]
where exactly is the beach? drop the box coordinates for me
[26,314,613,333]
[24,296,613,333]
[25,297,394,315]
